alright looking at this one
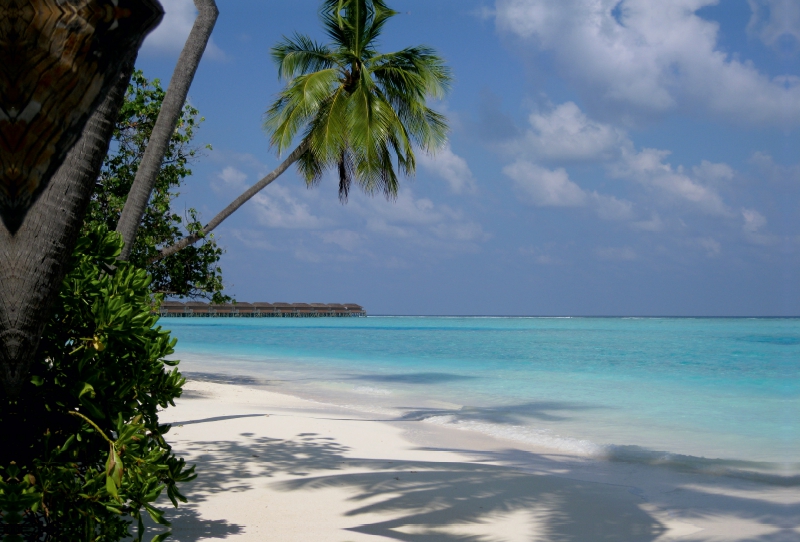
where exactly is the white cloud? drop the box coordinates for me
[202,152,488,258]
[418,144,478,194]
[505,161,588,207]
[513,102,627,161]
[696,237,722,257]
[741,208,777,245]
[494,0,800,125]
[747,0,800,52]
[503,101,735,223]
[505,160,636,221]
[213,166,248,192]
[591,192,635,221]
[692,160,735,184]
[250,185,326,229]
[632,213,665,232]
[749,152,800,184]
[742,208,767,234]
[141,0,225,59]
[353,189,489,247]
[595,246,637,261]
[611,148,731,216]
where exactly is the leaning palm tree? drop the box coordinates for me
[155,0,451,261]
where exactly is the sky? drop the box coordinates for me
[136,0,800,316]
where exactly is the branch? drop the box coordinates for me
[68,411,115,446]
[116,0,219,261]
[152,142,308,263]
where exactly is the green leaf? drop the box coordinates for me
[78,382,95,399]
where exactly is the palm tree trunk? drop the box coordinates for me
[0,62,135,399]
[116,0,219,261]
[153,142,308,262]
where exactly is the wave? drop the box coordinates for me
[420,415,800,486]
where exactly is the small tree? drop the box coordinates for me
[86,70,228,303]
[0,226,194,541]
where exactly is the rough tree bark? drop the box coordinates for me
[0,62,136,398]
[0,0,163,398]
[153,141,308,262]
[116,0,219,261]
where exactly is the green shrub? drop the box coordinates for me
[0,226,194,541]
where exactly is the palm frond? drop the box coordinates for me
[363,0,398,51]
[370,46,452,98]
[264,69,340,153]
[271,33,337,80]
[348,73,394,189]
[305,85,349,163]
[296,146,325,186]
[337,148,355,201]
[319,2,349,49]
[265,0,451,202]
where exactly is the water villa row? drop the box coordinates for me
[159,301,366,317]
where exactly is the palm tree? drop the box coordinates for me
[154,0,451,261]
[116,0,219,261]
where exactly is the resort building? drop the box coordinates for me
[158,301,366,317]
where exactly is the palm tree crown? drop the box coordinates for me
[265,0,452,201]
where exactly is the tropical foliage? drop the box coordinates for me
[152,0,452,261]
[86,70,228,303]
[266,0,452,201]
[0,226,193,541]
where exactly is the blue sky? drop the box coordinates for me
[136,0,800,316]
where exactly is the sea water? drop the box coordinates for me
[163,317,799,474]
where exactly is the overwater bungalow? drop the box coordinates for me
[158,301,366,317]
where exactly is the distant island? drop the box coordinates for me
[159,301,366,317]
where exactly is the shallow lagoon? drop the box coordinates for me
[164,316,799,472]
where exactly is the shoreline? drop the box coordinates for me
[154,376,799,541]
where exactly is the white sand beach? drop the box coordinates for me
[156,377,799,542]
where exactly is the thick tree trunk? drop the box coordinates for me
[153,142,308,262]
[116,0,219,261]
[0,62,136,398]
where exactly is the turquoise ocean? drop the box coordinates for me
[164,317,799,476]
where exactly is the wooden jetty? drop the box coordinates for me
[158,301,366,318]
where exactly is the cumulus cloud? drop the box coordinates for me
[502,101,735,222]
[611,148,731,216]
[749,152,800,184]
[692,160,735,185]
[494,0,800,125]
[632,213,665,232]
[696,237,722,257]
[418,144,478,194]
[747,0,800,53]
[505,160,636,221]
[511,102,628,161]
[741,208,776,245]
[141,0,225,59]
[356,189,489,246]
[213,166,248,192]
[250,185,326,229]
[591,192,635,221]
[505,161,588,206]
[742,208,767,234]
